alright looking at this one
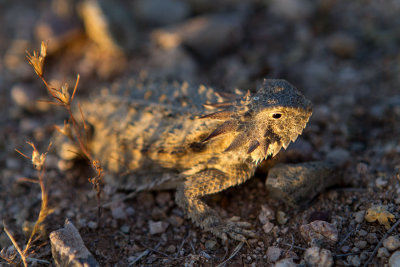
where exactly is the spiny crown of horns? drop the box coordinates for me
[201,79,312,162]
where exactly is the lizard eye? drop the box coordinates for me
[272,113,282,119]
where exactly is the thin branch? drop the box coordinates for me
[362,219,400,267]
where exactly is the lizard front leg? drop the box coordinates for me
[175,164,257,243]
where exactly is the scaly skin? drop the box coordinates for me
[59,77,312,242]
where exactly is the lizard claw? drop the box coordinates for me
[215,217,257,243]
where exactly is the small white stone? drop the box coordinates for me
[262,221,274,233]
[304,247,333,267]
[389,251,400,267]
[383,236,400,251]
[259,205,275,224]
[266,246,282,262]
[149,221,169,235]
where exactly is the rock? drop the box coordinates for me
[303,247,333,267]
[266,161,343,207]
[327,33,358,58]
[87,221,98,230]
[389,251,400,267]
[377,247,390,258]
[258,204,275,224]
[300,220,338,246]
[349,255,361,267]
[205,240,218,250]
[383,236,400,251]
[354,240,367,249]
[132,0,190,26]
[341,246,350,253]
[277,211,288,225]
[166,244,176,253]
[50,220,100,267]
[168,215,184,227]
[120,225,130,234]
[262,221,274,234]
[274,258,297,267]
[110,203,127,220]
[149,221,169,235]
[353,211,365,223]
[366,233,378,244]
[151,13,243,60]
[266,246,282,262]
[79,0,136,54]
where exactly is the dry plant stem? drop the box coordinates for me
[23,167,48,257]
[3,222,28,267]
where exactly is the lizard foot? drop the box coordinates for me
[212,216,257,243]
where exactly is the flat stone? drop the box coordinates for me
[149,221,169,235]
[389,251,400,267]
[50,220,99,267]
[266,161,343,207]
[266,246,282,262]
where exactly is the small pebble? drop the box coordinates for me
[375,177,388,188]
[357,229,367,237]
[259,204,275,224]
[263,221,274,233]
[300,220,338,246]
[350,255,361,267]
[341,246,350,253]
[168,215,184,227]
[166,244,176,253]
[205,240,218,250]
[389,251,400,267]
[266,246,282,262]
[126,207,135,216]
[274,258,296,267]
[383,235,400,251]
[149,221,169,235]
[87,221,98,230]
[366,233,378,244]
[353,211,365,223]
[303,247,333,267]
[111,204,127,220]
[277,211,288,225]
[354,240,367,249]
[377,247,390,258]
[120,225,130,234]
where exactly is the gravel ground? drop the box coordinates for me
[1,0,400,266]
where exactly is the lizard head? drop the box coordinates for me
[201,79,312,164]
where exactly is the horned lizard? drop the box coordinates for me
[59,77,312,242]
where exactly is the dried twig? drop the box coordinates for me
[362,218,400,267]
[216,242,244,267]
